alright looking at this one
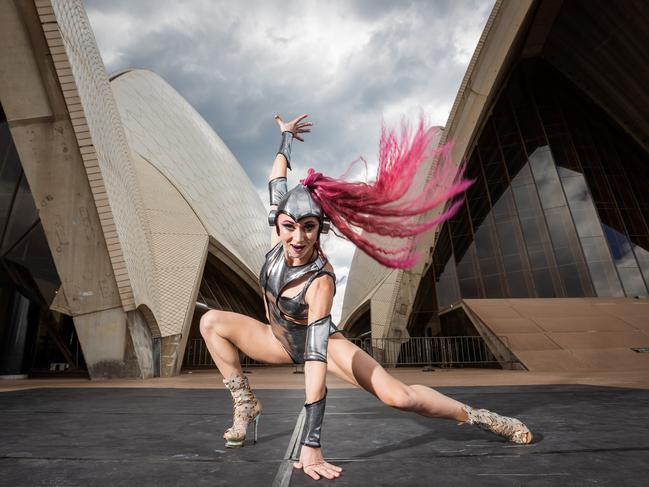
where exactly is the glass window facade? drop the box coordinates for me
[1,103,63,375]
[188,252,265,341]
[431,59,649,310]
[0,104,60,306]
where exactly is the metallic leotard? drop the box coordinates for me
[259,243,340,364]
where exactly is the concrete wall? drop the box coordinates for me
[0,1,267,378]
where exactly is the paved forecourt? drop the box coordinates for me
[1,372,649,486]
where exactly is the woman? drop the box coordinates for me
[199,114,532,481]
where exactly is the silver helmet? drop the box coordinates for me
[269,184,331,234]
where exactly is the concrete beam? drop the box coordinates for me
[0,1,155,379]
[10,121,123,314]
[0,0,122,316]
[0,0,54,122]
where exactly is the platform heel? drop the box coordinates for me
[253,414,260,444]
[222,373,262,448]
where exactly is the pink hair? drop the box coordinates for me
[300,118,472,269]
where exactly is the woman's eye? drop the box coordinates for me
[282,225,294,231]
[304,225,316,231]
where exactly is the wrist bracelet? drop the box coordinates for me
[277,131,294,170]
[301,388,327,448]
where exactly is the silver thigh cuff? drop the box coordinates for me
[304,315,334,363]
[301,388,327,448]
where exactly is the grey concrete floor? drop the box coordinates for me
[1,385,648,486]
[291,385,649,486]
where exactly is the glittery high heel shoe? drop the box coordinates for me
[222,373,262,448]
[463,405,533,444]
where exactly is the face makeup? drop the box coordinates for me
[277,214,320,265]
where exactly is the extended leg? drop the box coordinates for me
[327,335,532,443]
[327,334,466,421]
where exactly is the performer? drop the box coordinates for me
[199,114,532,481]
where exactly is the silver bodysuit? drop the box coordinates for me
[259,243,340,364]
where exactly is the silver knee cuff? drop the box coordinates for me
[304,315,335,363]
[301,388,327,448]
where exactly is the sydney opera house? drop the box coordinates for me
[1,0,648,380]
[0,0,267,379]
[341,0,649,371]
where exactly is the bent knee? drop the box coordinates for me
[381,386,417,411]
[199,309,229,337]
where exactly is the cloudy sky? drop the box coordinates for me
[84,0,494,321]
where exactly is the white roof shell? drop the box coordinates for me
[110,69,269,276]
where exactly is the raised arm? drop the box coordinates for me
[268,114,312,247]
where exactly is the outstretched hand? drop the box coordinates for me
[293,445,342,481]
[275,114,312,142]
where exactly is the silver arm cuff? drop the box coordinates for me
[268,177,287,225]
[269,177,288,206]
[277,131,293,170]
[301,388,327,448]
[304,315,333,363]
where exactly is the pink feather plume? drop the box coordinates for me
[301,118,472,269]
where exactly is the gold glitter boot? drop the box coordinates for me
[463,405,533,444]
[222,373,262,448]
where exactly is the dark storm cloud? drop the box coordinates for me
[84,0,494,318]
[344,0,464,24]
[85,0,493,187]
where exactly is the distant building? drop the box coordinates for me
[342,0,649,371]
[0,0,268,378]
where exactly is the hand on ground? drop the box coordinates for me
[293,444,342,480]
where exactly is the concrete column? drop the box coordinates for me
[125,310,154,379]
[159,334,182,378]
[73,308,128,379]
[73,307,157,379]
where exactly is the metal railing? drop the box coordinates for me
[182,339,270,369]
[182,335,508,369]
[349,336,505,367]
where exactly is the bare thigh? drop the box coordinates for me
[327,334,406,397]
[201,310,294,365]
